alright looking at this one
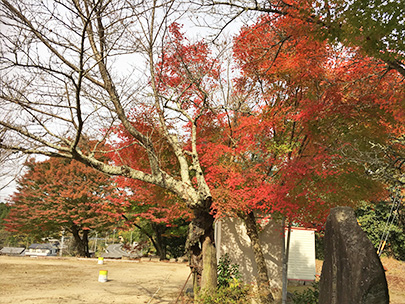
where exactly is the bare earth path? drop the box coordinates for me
[0,256,192,304]
[2,255,404,303]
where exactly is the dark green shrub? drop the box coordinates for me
[355,201,405,260]
[292,281,319,304]
[217,253,242,288]
[197,253,251,304]
[315,231,325,260]
[197,285,251,304]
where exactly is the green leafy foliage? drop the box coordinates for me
[217,253,242,288]
[316,0,405,63]
[356,201,405,261]
[0,203,10,226]
[164,221,188,258]
[196,254,250,304]
[125,217,189,259]
[315,231,325,260]
[197,285,251,304]
[292,281,319,304]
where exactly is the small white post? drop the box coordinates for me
[60,229,65,257]
[94,232,98,252]
[98,270,108,282]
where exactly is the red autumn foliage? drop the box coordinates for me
[108,104,191,226]
[108,23,224,227]
[5,156,126,256]
[199,14,402,225]
[110,17,403,230]
[156,22,221,113]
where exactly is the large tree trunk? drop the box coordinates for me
[243,212,275,304]
[282,221,292,304]
[151,223,167,260]
[187,204,217,298]
[71,226,90,257]
[131,220,167,260]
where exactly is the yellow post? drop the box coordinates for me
[98,270,108,282]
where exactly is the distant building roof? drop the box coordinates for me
[0,247,25,255]
[29,243,58,250]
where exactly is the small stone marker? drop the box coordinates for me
[98,270,108,282]
[319,206,389,304]
[98,257,104,265]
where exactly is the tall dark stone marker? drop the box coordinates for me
[319,206,389,304]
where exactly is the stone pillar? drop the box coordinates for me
[319,206,389,304]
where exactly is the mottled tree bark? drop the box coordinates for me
[187,204,217,298]
[243,212,275,304]
[71,226,90,257]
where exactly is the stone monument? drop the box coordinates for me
[319,206,389,304]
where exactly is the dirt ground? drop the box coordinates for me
[0,256,192,304]
[1,255,404,304]
[380,257,405,304]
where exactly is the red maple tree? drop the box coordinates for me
[109,105,192,259]
[196,13,403,301]
[106,18,402,299]
[104,22,224,289]
[5,157,125,257]
[209,13,403,223]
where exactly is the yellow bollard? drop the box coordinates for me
[98,257,104,265]
[98,270,108,282]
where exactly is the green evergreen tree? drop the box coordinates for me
[355,200,405,261]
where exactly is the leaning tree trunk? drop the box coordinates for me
[187,202,217,298]
[243,212,275,304]
[71,226,90,257]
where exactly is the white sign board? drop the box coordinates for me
[286,228,316,281]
